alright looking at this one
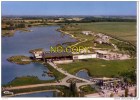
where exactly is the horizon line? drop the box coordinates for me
[2,15,137,17]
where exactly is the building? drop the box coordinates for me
[82,31,94,35]
[43,52,73,61]
[96,50,130,60]
[32,50,44,59]
[94,38,109,44]
[32,51,97,63]
[73,53,97,60]
[31,49,130,63]
[94,33,110,44]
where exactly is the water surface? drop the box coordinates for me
[2,26,76,84]
[76,70,92,80]
[15,91,58,97]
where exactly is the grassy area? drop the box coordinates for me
[3,76,54,87]
[76,40,94,47]
[7,55,31,65]
[95,43,114,49]
[79,85,97,95]
[44,63,66,80]
[61,22,136,45]
[58,59,136,77]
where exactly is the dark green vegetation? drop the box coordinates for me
[3,76,54,87]
[79,85,97,95]
[44,63,66,80]
[120,69,136,84]
[69,82,78,97]
[7,55,31,65]
[58,59,136,78]
[57,16,136,23]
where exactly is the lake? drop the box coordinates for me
[2,26,76,84]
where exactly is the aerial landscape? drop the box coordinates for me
[1,1,137,97]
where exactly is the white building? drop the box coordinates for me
[73,53,97,60]
[82,31,94,35]
[33,51,43,59]
[94,38,109,44]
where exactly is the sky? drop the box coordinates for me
[2,1,137,16]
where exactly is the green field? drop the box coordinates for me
[61,22,136,45]
[58,59,136,77]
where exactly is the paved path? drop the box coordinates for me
[48,61,92,83]
[6,82,69,90]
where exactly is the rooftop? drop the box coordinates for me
[44,52,73,58]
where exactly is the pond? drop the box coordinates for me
[76,69,92,80]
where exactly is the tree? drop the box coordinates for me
[125,88,129,97]
[134,87,137,97]
[69,82,78,97]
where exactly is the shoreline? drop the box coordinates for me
[2,23,57,37]
[57,29,88,47]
